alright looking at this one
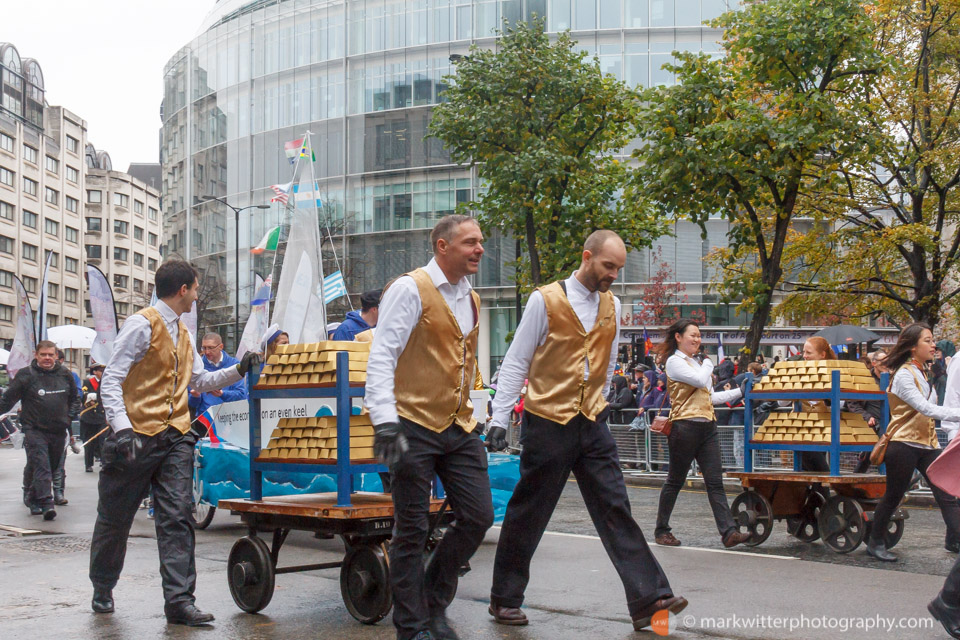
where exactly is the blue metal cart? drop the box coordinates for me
[728,369,906,553]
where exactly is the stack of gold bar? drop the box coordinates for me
[752,360,881,392]
[258,414,376,461]
[752,411,878,444]
[257,341,369,388]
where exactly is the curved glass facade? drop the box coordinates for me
[161,0,740,367]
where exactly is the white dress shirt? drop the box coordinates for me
[941,357,960,440]
[365,258,476,426]
[101,300,242,433]
[491,272,621,429]
[889,363,960,448]
[665,350,742,423]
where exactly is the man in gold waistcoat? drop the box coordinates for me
[89,260,261,626]
[485,230,687,632]
[366,215,494,640]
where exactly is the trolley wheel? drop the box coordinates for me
[227,535,275,613]
[341,543,392,624]
[785,489,826,543]
[731,490,774,546]
[818,496,866,553]
[866,517,905,550]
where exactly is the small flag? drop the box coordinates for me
[284,138,303,165]
[300,142,315,161]
[195,408,219,444]
[642,327,652,356]
[717,332,726,362]
[321,271,347,304]
[270,181,292,205]
[251,226,281,254]
[293,181,323,210]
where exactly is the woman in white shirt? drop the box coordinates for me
[867,323,960,563]
[654,319,752,548]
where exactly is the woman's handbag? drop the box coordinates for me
[649,391,672,436]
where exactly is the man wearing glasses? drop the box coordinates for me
[188,333,247,431]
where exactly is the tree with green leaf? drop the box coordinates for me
[429,20,667,289]
[631,0,884,364]
[778,0,960,331]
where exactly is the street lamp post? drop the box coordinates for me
[202,196,270,350]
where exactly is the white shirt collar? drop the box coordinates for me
[207,352,223,366]
[675,349,696,362]
[155,299,180,324]
[424,257,472,298]
[566,271,598,300]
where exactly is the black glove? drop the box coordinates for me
[373,422,408,466]
[115,428,142,464]
[237,351,262,376]
[739,373,753,398]
[485,426,508,452]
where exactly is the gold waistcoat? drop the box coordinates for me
[888,367,938,448]
[394,268,480,433]
[121,307,193,436]
[524,281,616,425]
[667,379,715,422]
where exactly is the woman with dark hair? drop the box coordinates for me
[653,319,751,548]
[866,323,960,563]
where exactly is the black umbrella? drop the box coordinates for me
[812,324,882,344]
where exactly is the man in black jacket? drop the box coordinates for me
[0,340,80,520]
[80,363,106,472]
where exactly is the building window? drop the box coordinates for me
[0,133,13,153]
[114,274,128,289]
[0,270,11,288]
[87,189,101,203]
[47,282,58,300]
[113,193,129,208]
[114,220,128,235]
[0,200,12,220]
[0,236,12,254]
[0,168,13,187]
[44,250,58,268]
[148,232,158,246]
[23,177,37,196]
[133,279,143,293]
[22,145,37,164]
[85,244,101,259]
[148,206,158,221]
[116,302,129,315]
[134,252,143,267]
[46,313,57,327]
[114,247,129,261]
[65,287,78,303]
[66,165,79,183]
[22,276,37,294]
[45,155,59,174]
[0,304,12,323]
[66,135,79,153]
[65,195,78,213]
[65,226,78,244]
[134,226,143,241]
[44,187,59,206]
[65,256,78,273]
[44,218,59,236]
[22,243,37,261]
[134,200,143,214]
[87,217,101,232]
[148,257,158,271]
[22,210,37,228]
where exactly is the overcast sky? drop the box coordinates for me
[5,0,213,170]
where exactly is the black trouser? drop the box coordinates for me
[23,428,67,509]
[656,419,737,539]
[801,451,829,472]
[491,412,672,619]
[89,427,199,612]
[942,554,960,605]
[390,419,494,640]
[80,421,104,469]
[871,442,960,547]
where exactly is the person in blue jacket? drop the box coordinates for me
[188,333,247,426]
[332,290,381,341]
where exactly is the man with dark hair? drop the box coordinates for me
[188,332,247,425]
[0,340,80,520]
[90,259,262,626]
[366,214,493,640]
[332,290,381,341]
[80,363,107,472]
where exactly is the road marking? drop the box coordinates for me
[490,526,798,560]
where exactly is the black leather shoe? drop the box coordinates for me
[86,466,94,473]
[929,594,960,639]
[488,603,528,625]
[429,612,460,640]
[632,595,689,630]
[91,588,114,613]
[947,541,960,553]
[29,505,43,516]
[866,540,897,562]
[165,603,215,626]
[54,491,68,506]
[42,507,57,521]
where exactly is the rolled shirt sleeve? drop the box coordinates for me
[892,365,960,423]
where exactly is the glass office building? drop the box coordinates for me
[161,0,742,374]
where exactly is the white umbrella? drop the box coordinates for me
[48,325,96,350]
[0,348,9,365]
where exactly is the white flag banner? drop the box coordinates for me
[717,332,725,363]
[8,276,36,379]
[86,265,118,366]
[36,250,54,342]
[237,275,272,360]
[321,271,348,304]
[271,207,326,340]
[182,301,198,338]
